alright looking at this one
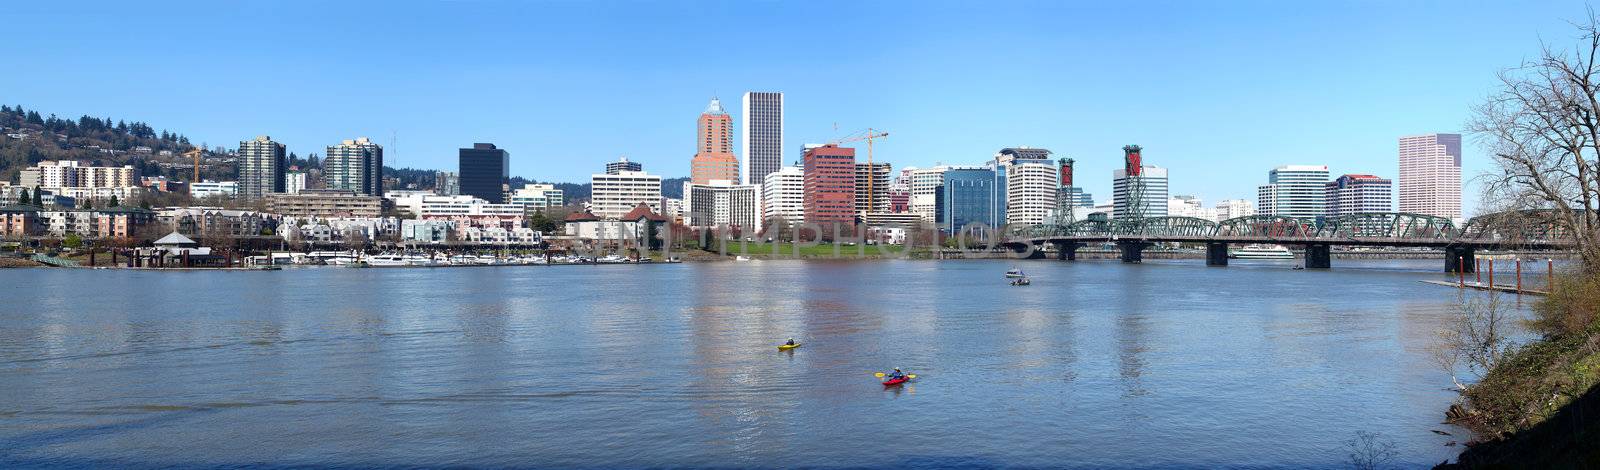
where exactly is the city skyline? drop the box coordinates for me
[5,2,1588,216]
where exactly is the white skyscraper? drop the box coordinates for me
[1257,165,1329,219]
[1112,166,1169,219]
[1004,159,1059,225]
[590,170,662,219]
[740,91,783,186]
[762,166,805,225]
[1398,134,1462,221]
[908,165,952,223]
[684,179,761,233]
[1325,174,1393,215]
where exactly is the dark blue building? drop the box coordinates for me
[459,143,510,203]
[935,167,1006,234]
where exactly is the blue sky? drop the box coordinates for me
[3,1,1589,214]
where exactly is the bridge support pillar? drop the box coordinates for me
[1304,243,1331,269]
[1205,242,1228,266]
[1053,241,1082,261]
[1117,240,1153,263]
[1446,246,1477,273]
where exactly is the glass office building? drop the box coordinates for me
[934,167,1006,234]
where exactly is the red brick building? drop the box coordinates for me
[802,144,856,226]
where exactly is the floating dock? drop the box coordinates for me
[1420,280,1549,296]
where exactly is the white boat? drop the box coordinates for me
[1229,244,1295,260]
[734,256,751,261]
[365,254,409,267]
[1005,268,1025,278]
[325,256,360,266]
[598,254,628,264]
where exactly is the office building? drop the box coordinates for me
[236,135,286,200]
[509,184,565,212]
[1325,174,1393,215]
[854,162,892,215]
[762,166,805,225]
[323,137,383,196]
[906,166,953,223]
[459,143,510,203]
[1257,165,1329,219]
[434,171,460,196]
[690,98,739,184]
[994,147,1053,166]
[1112,166,1169,219]
[1215,199,1255,220]
[265,189,384,218]
[684,179,761,232]
[606,157,642,175]
[740,91,783,185]
[1168,195,1218,221]
[1004,159,1059,226]
[802,144,856,226]
[1398,133,1463,220]
[590,170,662,219]
[936,166,1006,233]
[190,181,239,199]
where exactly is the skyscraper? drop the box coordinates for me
[763,166,805,226]
[606,157,642,175]
[684,179,761,233]
[236,135,285,200]
[1256,165,1329,219]
[907,166,953,223]
[1398,134,1462,220]
[591,170,662,219]
[937,166,1006,233]
[324,137,383,196]
[853,162,891,215]
[459,143,509,203]
[1325,174,1393,215]
[802,144,856,226]
[1004,159,1059,226]
[691,98,739,185]
[1112,162,1169,219]
[741,91,783,186]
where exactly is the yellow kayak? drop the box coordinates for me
[778,343,801,351]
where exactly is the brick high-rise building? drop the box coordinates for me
[690,98,739,185]
[802,144,856,226]
[1398,134,1462,220]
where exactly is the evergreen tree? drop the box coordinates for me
[80,198,92,210]
[31,186,42,206]
[109,195,119,207]
[18,188,28,205]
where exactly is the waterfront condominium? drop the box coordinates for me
[606,156,642,175]
[590,170,662,220]
[323,137,384,196]
[1256,165,1329,219]
[762,166,804,225]
[1325,174,1393,215]
[937,166,1006,234]
[236,135,286,200]
[1004,159,1059,226]
[459,143,509,203]
[740,91,783,186]
[691,98,739,185]
[1112,166,1170,219]
[854,162,892,216]
[802,144,856,226]
[1398,133,1462,220]
[683,179,761,233]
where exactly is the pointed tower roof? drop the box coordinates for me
[703,97,727,116]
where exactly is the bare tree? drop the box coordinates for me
[1469,11,1600,272]
[1433,292,1520,391]
[1344,430,1399,470]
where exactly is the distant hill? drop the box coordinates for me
[0,104,212,183]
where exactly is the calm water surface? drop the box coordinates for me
[0,259,1521,468]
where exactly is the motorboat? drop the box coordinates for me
[1005,268,1026,278]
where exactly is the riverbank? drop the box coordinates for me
[1437,271,1600,468]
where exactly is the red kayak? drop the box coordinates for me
[882,376,909,387]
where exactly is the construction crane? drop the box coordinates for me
[831,128,889,216]
[183,148,204,182]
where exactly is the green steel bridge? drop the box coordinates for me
[1003,211,1580,271]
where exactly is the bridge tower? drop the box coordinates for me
[1057,157,1076,226]
[1120,145,1148,220]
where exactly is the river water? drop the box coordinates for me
[0,259,1518,468]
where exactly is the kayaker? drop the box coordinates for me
[786,338,796,346]
[889,368,904,380]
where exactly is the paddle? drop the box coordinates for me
[873,372,917,379]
